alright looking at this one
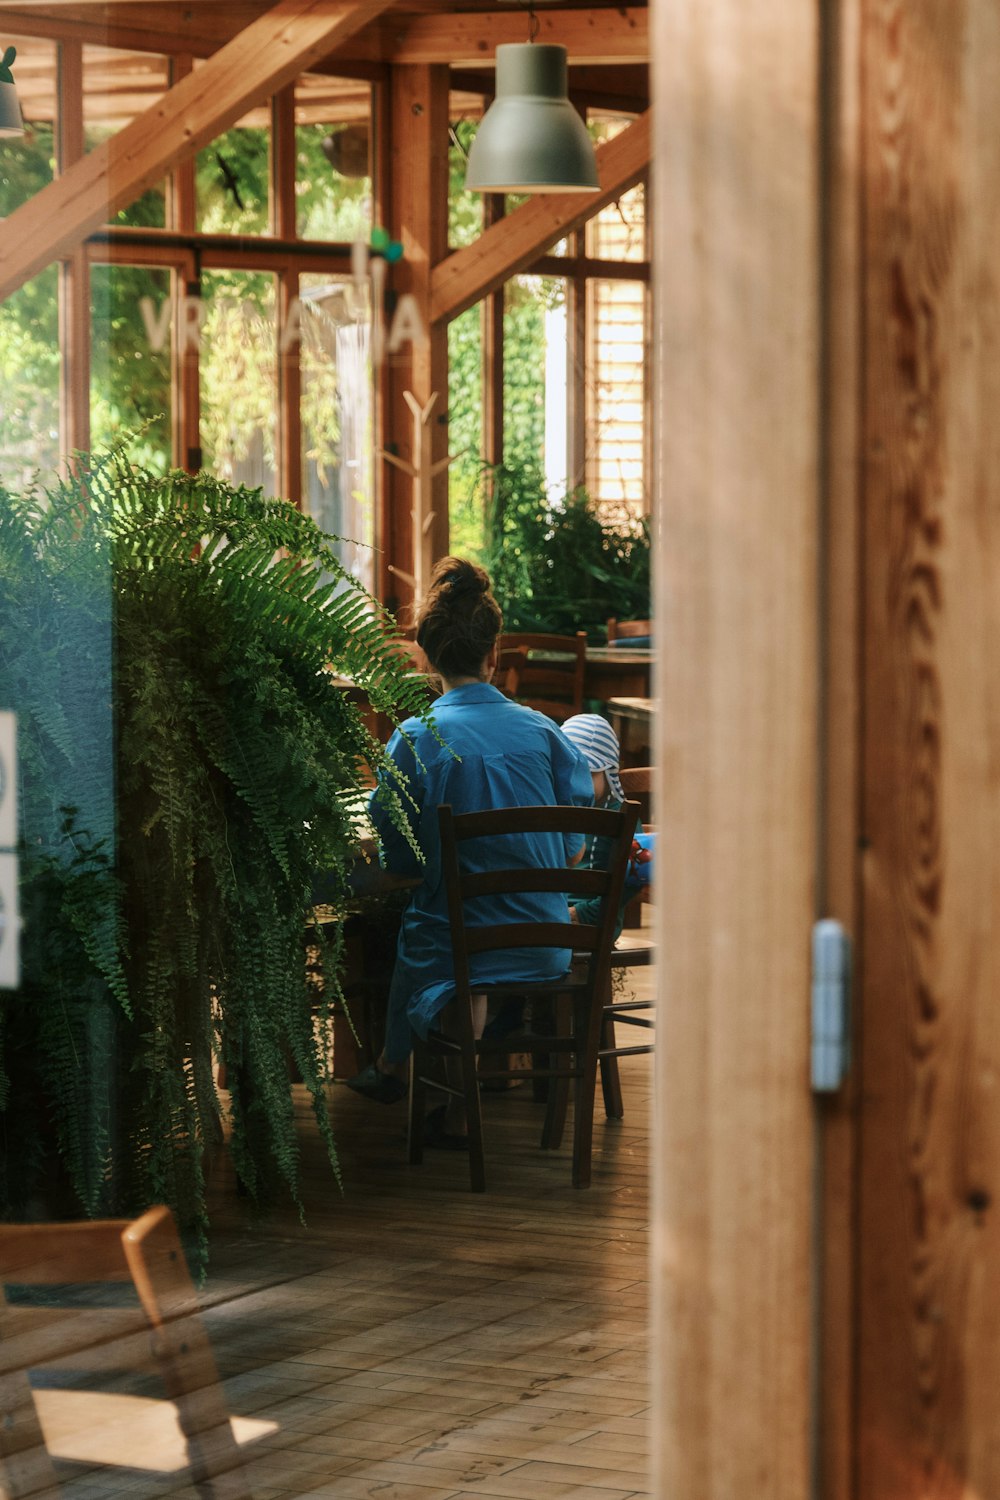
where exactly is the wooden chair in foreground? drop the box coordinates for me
[408,800,638,1191]
[600,764,656,1119]
[0,1206,274,1498]
[606,616,652,645]
[496,631,587,722]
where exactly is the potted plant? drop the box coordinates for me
[0,444,425,1259]
[476,459,651,641]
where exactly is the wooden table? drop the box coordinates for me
[605,695,655,765]
[583,646,654,704]
[308,861,420,1078]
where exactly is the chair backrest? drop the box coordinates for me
[437,801,639,1030]
[619,765,654,826]
[496,632,587,723]
[606,617,652,645]
[0,1206,249,1498]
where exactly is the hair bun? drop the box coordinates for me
[415,556,502,678]
[439,558,487,598]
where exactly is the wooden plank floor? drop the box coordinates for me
[57,966,654,1500]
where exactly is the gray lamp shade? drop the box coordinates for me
[465,44,598,194]
[0,80,22,137]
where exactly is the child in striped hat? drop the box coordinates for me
[560,713,652,936]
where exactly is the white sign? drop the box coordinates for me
[136,232,427,367]
[0,852,20,990]
[0,710,15,849]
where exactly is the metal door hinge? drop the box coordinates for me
[811,918,851,1092]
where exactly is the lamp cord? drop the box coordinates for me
[512,0,540,43]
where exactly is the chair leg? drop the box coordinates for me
[541,993,572,1150]
[571,993,604,1190]
[600,1012,624,1120]
[407,1053,425,1165]
[529,994,553,1103]
[462,1034,487,1192]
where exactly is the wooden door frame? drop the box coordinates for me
[816,0,863,1495]
[648,1,862,1495]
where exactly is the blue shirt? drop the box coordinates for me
[369,681,595,1038]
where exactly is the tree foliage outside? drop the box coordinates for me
[295,121,372,243]
[2,99,647,631]
[0,122,60,487]
[0,447,429,1259]
[447,119,568,558]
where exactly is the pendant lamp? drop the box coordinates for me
[0,46,24,138]
[465,42,598,194]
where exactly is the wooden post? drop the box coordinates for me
[273,85,302,506]
[817,0,863,1494]
[381,62,449,618]
[56,40,89,462]
[650,4,820,1498]
[566,228,587,490]
[169,53,199,474]
[482,192,505,472]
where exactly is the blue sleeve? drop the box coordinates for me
[368,727,424,876]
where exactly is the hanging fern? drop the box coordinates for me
[0,442,429,1258]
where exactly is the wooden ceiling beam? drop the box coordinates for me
[383,8,648,66]
[0,5,247,55]
[0,0,396,302]
[0,5,647,65]
[0,2,381,62]
[430,107,650,324]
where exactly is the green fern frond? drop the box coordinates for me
[1,436,431,1261]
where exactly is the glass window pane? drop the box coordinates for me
[586,278,648,515]
[0,36,55,214]
[200,270,277,495]
[299,271,374,592]
[83,47,168,227]
[296,76,372,241]
[585,116,645,262]
[448,110,482,249]
[448,304,484,556]
[504,275,567,491]
[0,39,59,484]
[0,268,60,489]
[196,101,270,236]
[90,264,173,470]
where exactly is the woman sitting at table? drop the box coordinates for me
[347,556,594,1142]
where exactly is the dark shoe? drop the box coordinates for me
[422,1104,469,1151]
[346,1062,408,1105]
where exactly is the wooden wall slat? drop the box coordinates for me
[858,0,1000,1493]
[650,1,820,1495]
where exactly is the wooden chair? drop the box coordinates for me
[600,764,656,1119]
[407,800,638,1191]
[606,617,652,646]
[0,1207,273,1498]
[496,632,587,723]
[620,763,654,929]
